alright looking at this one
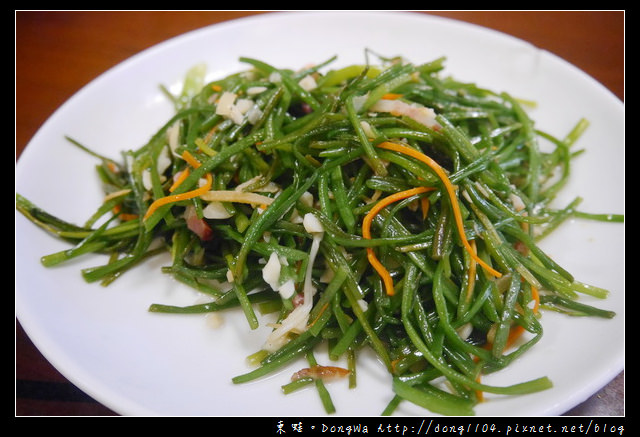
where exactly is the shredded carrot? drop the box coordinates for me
[381,93,403,100]
[308,302,330,329]
[474,284,540,402]
[112,204,139,221]
[107,161,119,173]
[202,124,220,146]
[365,249,396,297]
[479,313,529,356]
[363,186,435,296]
[420,197,430,220]
[465,240,478,303]
[390,358,401,374]
[376,141,502,279]
[143,149,212,221]
[478,284,540,358]
[143,174,212,220]
[475,324,527,401]
[181,150,202,168]
[509,324,525,346]
[530,285,540,314]
[211,84,222,92]
[169,169,190,193]
[475,374,484,402]
[474,317,527,401]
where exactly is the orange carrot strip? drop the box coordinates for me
[169,169,191,193]
[107,161,119,173]
[143,173,212,220]
[479,322,527,357]
[465,240,478,303]
[112,204,139,221]
[475,374,484,402]
[474,321,526,401]
[376,141,502,279]
[143,149,211,221]
[363,186,435,296]
[181,149,202,168]
[381,93,403,100]
[474,285,539,400]
[365,249,396,297]
[478,285,539,358]
[484,286,540,353]
[202,124,220,145]
[308,302,330,329]
[531,285,540,314]
[504,324,526,350]
[420,197,430,220]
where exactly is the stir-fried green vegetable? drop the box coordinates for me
[16,53,622,416]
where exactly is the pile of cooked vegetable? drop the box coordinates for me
[16,53,622,416]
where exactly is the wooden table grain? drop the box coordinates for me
[15,10,624,417]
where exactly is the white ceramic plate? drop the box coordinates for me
[16,11,624,417]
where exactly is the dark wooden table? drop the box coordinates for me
[15,10,624,417]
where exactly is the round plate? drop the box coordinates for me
[15,11,624,416]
